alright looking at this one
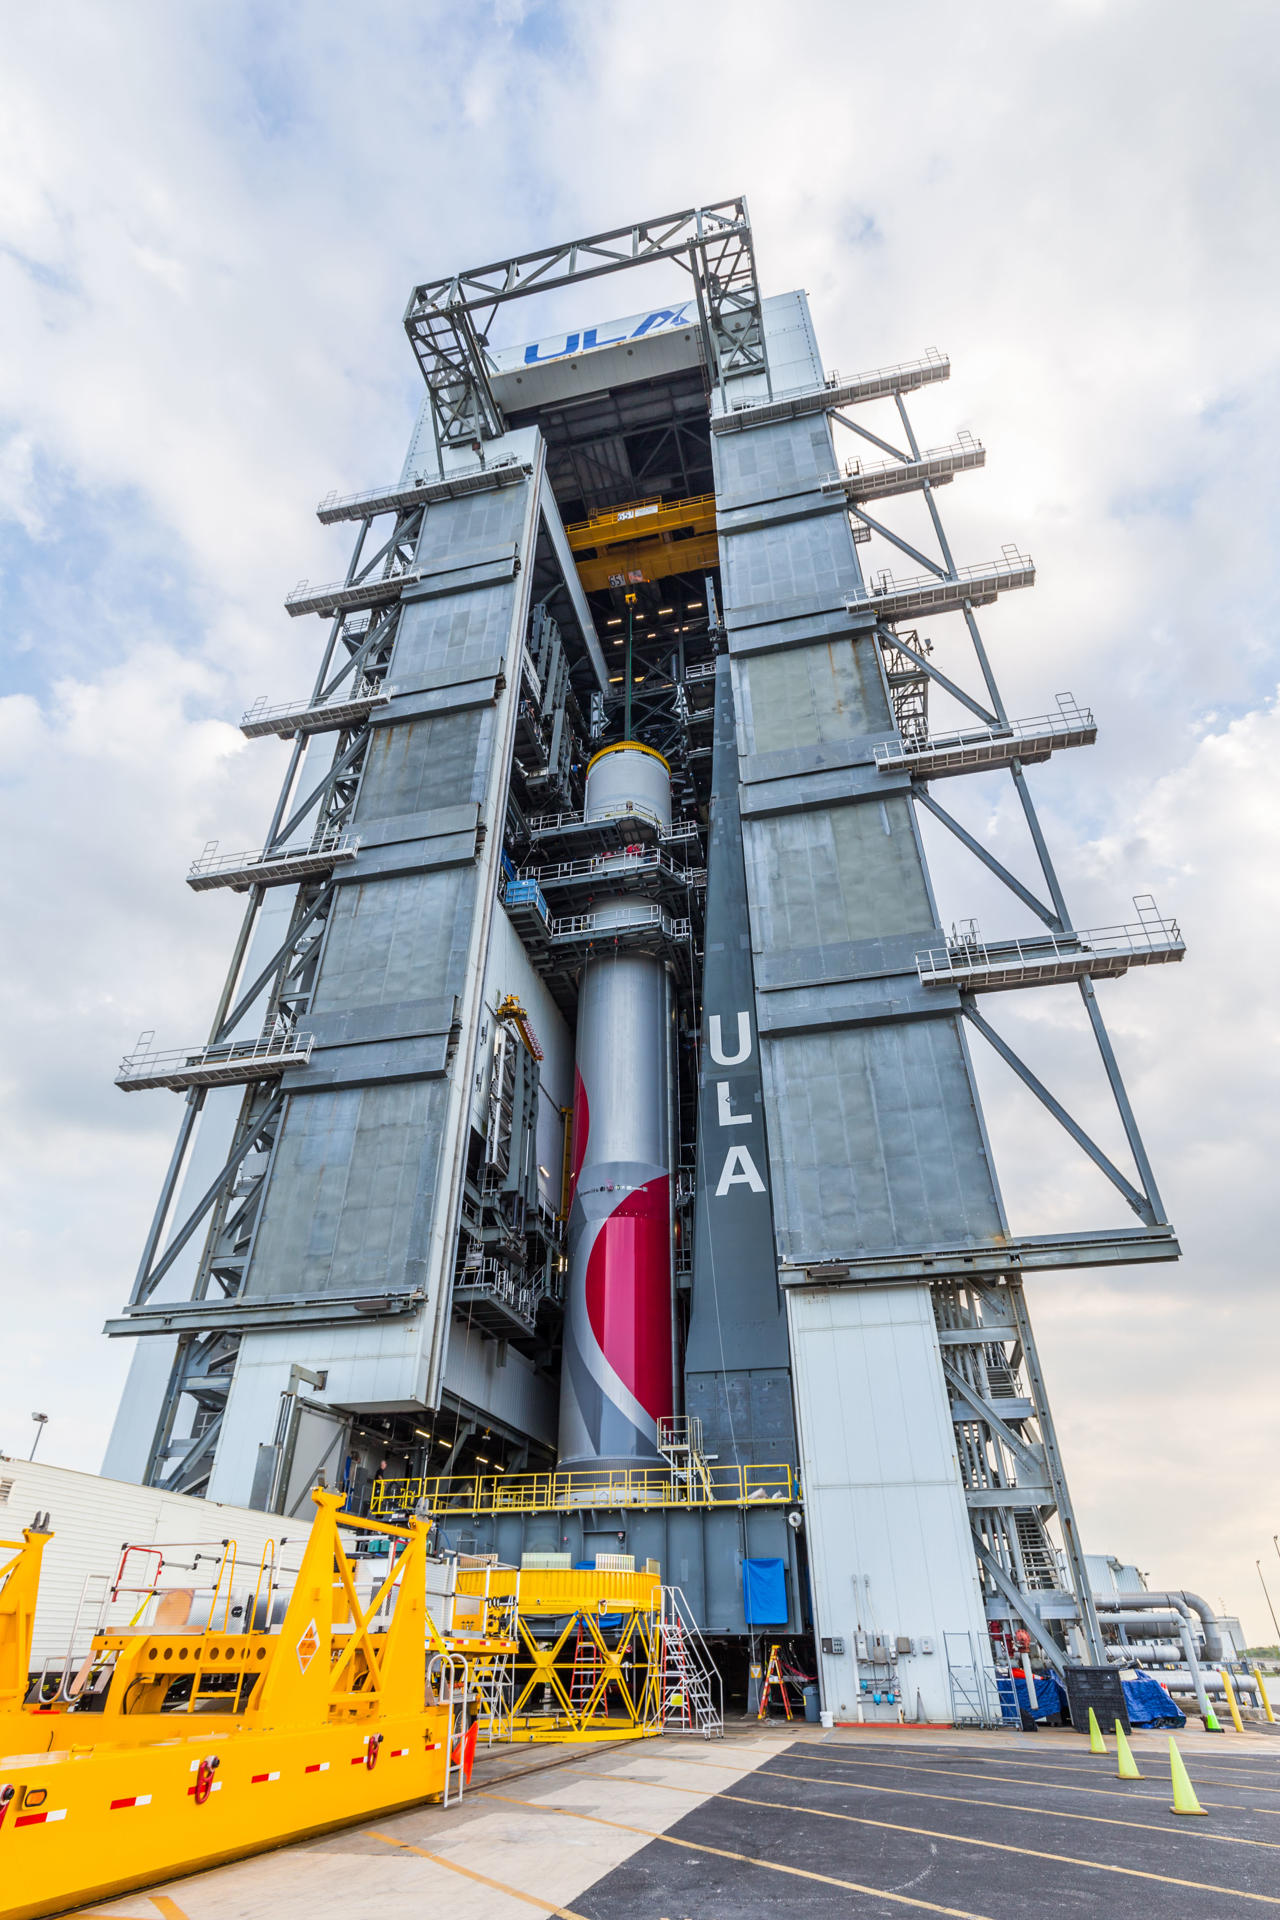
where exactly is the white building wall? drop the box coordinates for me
[786,1281,993,1724]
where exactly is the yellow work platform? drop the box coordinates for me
[371,1461,794,1516]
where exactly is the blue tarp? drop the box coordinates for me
[997,1670,1065,1722]
[1122,1671,1186,1728]
[742,1557,788,1625]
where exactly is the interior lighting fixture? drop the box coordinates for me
[606,617,622,626]
[658,606,673,615]
[686,600,703,609]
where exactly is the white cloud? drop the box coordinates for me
[0,0,1276,1637]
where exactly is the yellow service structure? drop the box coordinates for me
[0,1491,458,1920]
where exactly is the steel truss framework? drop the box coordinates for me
[824,381,1183,1668]
[118,500,417,1494]
[403,199,770,455]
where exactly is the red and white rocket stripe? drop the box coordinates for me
[558,746,675,1468]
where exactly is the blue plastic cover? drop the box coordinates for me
[997,1670,1065,1722]
[1122,1671,1186,1728]
[742,1557,788,1625]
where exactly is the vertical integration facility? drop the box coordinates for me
[104,201,1185,1720]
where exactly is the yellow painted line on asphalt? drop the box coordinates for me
[151,1904,193,1920]
[797,1740,1280,1795]
[593,1761,1280,1850]
[479,1792,997,1918]
[368,1829,591,1919]
[486,1782,1280,1909]
[774,1745,1280,1814]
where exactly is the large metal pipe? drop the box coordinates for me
[1094,1595,1215,1721]
[558,745,675,1469]
[1094,1590,1226,1663]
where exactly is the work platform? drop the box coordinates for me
[186,830,359,892]
[239,681,392,739]
[826,431,986,501]
[875,699,1096,777]
[710,347,951,432]
[315,455,531,523]
[115,1029,314,1092]
[285,569,424,618]
[917,904,1185,991]
[522,804,701,861]
[850,549,1036,622]
[371,1462,795,1516]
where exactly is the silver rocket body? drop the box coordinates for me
[558,745,675,1469]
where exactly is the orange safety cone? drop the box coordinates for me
[1087,1706,1107,1754]
[1114,1722,1142,1779]
[1168,1737,1207,1816]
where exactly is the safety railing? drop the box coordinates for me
[115,1026,314,1092]
[917,901,1185,990]
[370,1463,795,1516]
[186,827,358,887]
[852,547,1035,620]
[874,697,1096,772]
[239,679,392,736]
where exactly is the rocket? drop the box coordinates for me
[558,744,675,1468]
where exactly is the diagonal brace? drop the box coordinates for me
[962,1000,1155,1223]
[875,628,998,727]
[131,1093,286,1303]
[215,886,334,1044]
[830,411,911,465]
[851,504,949,578]
[914,790,1061,930]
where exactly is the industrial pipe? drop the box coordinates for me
[1094,1596,1214,1722]
[1093,1591,1226,1663]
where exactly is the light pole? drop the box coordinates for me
[1259,1560,1280,1648]
[28,1413,48,1461]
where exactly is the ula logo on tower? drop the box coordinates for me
[514,304,694,368]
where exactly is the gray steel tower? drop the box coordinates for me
[103,201,1183,1716]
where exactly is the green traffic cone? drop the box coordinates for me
[1169,1737,1207,1816]
[1203,1702,1223,1733]
[1115,1722,1142,1779]
[1087,1706,1107,1754]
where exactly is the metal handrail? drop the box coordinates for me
[117,1028,314,1082]
[859,549,1034,605]
[370,1463,795,1516]
[917,908,1184,983]
[240,680,391,728]
[875,699,1095,765]
[187,828,357,880]
[839,430,983,484]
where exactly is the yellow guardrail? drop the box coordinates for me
[370,1462,795,1517]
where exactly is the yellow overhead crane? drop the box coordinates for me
[566,492,718,593]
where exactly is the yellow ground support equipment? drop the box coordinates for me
[565,493,719,593]
[0,1492,458,1920]
[458,1564,663,1742]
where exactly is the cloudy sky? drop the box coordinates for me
[2,1,1277,1639]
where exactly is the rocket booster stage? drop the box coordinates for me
[558,745,675,1468]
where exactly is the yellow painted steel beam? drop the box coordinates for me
[574,530,719,594]
[565,493,716,552]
